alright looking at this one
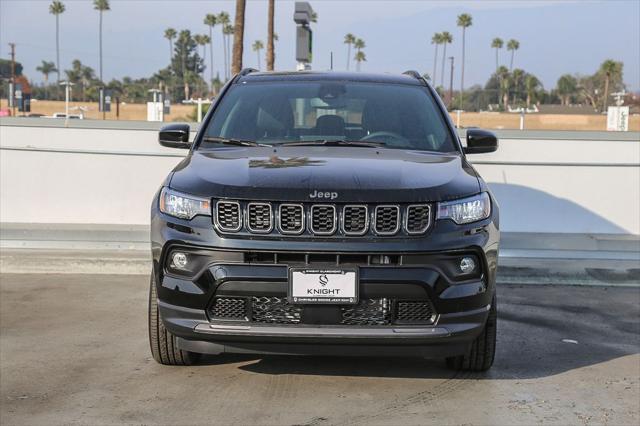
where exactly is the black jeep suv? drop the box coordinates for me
[149,70,499,371]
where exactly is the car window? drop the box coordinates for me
[201,81,456,152]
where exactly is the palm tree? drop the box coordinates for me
[232,0,246,75]
[556,74,578,105]
[344,33,356,70]
[456,13,473,108]
[431,33,442,85]
[93,0,110,83]
[496,66,510,110]
[204,14,217,88]
[49,1,65,83]
[511,68,525,105]
[354,51,366,72]
[36,60,57,99]
[491,37,503,72]
[217,11,230,79]
[507,39,519,71]
[223,24,234,77]
[524,74,541,108]
[600,59,622,111]
[164,28,177,63]
[266,0,275,71]
[252,40,264,69]
[440,31,452,87]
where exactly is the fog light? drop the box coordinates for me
[460,257,476,274]
[171,252,188,269]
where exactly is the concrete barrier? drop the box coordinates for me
[2,118,638,233]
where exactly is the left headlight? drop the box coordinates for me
[159,187,211,220]
[437,192,491,224]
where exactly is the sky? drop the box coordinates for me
[0,0,639,91]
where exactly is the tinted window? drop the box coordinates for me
[200,81,456,152]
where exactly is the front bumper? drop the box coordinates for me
[151,202,499,358]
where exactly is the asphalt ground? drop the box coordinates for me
[1,274,639,425]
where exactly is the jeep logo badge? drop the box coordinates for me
[309,190,338,200]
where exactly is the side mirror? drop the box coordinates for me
[464,129,498,154]
[159,124,192,149]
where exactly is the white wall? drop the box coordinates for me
[1,121,639,235]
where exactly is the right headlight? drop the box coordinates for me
[437,192,491,224]
[159,187,211,220]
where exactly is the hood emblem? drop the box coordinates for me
[309,190,338,200]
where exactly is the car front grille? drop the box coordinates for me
[374,205,400,235]
[213,200,432,237]
[215,201,242,232]
[209,297,435,326]
[247,203,273,233]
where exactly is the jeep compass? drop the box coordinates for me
[149,70,499,371]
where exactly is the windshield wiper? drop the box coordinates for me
[202,136,270,147]
[275,139,386,148]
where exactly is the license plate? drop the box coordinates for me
[289,268,358,304]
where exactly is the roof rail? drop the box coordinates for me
[238,68,259,77]
[402,70,428,86]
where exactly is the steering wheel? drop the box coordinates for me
[360,131,408,147]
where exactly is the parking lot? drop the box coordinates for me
[1,274,638,425]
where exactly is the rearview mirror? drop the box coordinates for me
[464,129,498,154]
[159,124,192,149]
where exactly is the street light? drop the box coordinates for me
[58,81,74,126]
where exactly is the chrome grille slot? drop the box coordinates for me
[278,204,304,234]
[215,201,242,232]
[405,204,431,234]
[310,204,337,235]
[374,205,400,235]
[247,202,273,233]
[342,205,368,235]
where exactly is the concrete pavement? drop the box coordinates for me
[1,274,639,425]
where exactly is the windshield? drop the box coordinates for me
[199,81,457,152]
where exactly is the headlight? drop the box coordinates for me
[437,192,491,224]
[159,187,211,220]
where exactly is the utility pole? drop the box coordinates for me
[9,43,16,117]
[448,56,454,109]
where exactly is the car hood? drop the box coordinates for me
[169,146,480,203]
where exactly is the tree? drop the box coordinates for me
[217,11,231,80]
[232,0,246,75]
[600,59,622,111]
[354,38,366,71]
[344,33,356,71]
[511,68,525,106]
[491,37,503,72]
[354,51,366,72]
[266,0,275,71]
[524,74,542,108]
[496,66,511,110]
[431,33,442,85]
[164,28,177,64]
[556,74,578,105]
[49,1,65,82]
[507,39,519,71]
[65,59,96,101]
[440,32,452,87]
[36,60,57,99]
[457,13,473,108]
[223,24,234,78]
[171,30,205,100]
[93,0,110,83]
[204,14,217,88]
[252,40,264,69]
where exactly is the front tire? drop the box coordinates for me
[148,272,201,365]
[446,297,497,372]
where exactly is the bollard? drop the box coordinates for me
[520,109,525,130]
[197,98,203,122]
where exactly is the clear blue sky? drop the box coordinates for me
[1,0,639,91]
